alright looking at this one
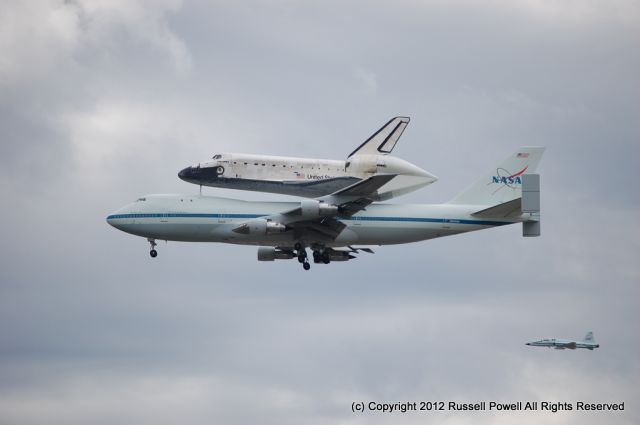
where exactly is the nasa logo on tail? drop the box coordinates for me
[488,151,530,194]
[490,165,528,186]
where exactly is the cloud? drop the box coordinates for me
[0,1,638,424]
[354,67,378,94]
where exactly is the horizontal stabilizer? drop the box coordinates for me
[472,198,522,218]
[348,117,410,157]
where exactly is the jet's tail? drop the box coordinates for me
[448,147,545,206]
[348,117,410,158]
[583,331,595,342]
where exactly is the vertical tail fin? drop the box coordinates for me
[348,117,410,158]
[448,147,545,206]
[583,331,594,342]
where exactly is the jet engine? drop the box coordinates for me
[312,248,357,263]
[299,199,339,218]
[257,247,295,261]
[232,219,287,234]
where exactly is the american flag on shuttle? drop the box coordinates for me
[294,171,305,179]
[517,152,529,158]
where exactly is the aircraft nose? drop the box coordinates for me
[106,204,135,231]
[178,164,219,184]
[525,342,531,346]
[106,211,126,230]
[178,166,192,180]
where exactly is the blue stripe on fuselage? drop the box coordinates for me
[105,213,513,227]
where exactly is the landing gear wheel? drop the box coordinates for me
[303,262,311,270]
[147,238,158,258]
[322,252,331,264]
[312,251,321,263]
[296,245,307,263]
[216,166,224,175]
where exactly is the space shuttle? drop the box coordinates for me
[178,117,437,200]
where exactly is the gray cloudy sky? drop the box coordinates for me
[1,0,639,424]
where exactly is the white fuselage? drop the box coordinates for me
[526,339,599,350]
[178,153,437,200]
[107,194,519,248]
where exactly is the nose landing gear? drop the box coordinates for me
[148,238,158,258]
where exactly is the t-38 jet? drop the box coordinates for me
[178,117,437,201]
[107,146,544,270]
[526,332,599,350]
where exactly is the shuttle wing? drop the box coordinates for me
[348,117,410,157]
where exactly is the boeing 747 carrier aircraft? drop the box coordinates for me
[178,117,437,200]
[107,147,544,270]
[526,332,599,350]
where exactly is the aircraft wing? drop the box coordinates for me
[558,342,577,349]
[318,173,397,216]
[282,174,397,218]
[236,174,398,241]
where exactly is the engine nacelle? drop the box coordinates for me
[233,219,287,234]
[299,199,339,218]
[257,247,295,261]
[328,251,355,262]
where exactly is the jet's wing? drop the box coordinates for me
[237,174,398,242]
[348,117,410,158]
[557,342,577,349]
[320,173,397,216]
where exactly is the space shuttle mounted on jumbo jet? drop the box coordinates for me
[178,117,437,200]
[108,146,545,270]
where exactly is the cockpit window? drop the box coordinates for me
[212,154,222,159]
[136,197,146,202]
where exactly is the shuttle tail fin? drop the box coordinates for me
[448,147,545,206]
[348,117,410,158]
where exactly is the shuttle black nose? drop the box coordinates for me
[178,165,218,184]
[178,167,191,180]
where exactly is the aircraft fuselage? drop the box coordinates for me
[106,194,519,248]
[178,153,437,200]
[526,338,599,350]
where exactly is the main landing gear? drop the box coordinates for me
[148,238,158,258]
[312,250,331,264]
[294,242,311,270]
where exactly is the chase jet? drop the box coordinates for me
[178,117,437,200]
[108,145,545,270]
[526,332,599,350]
